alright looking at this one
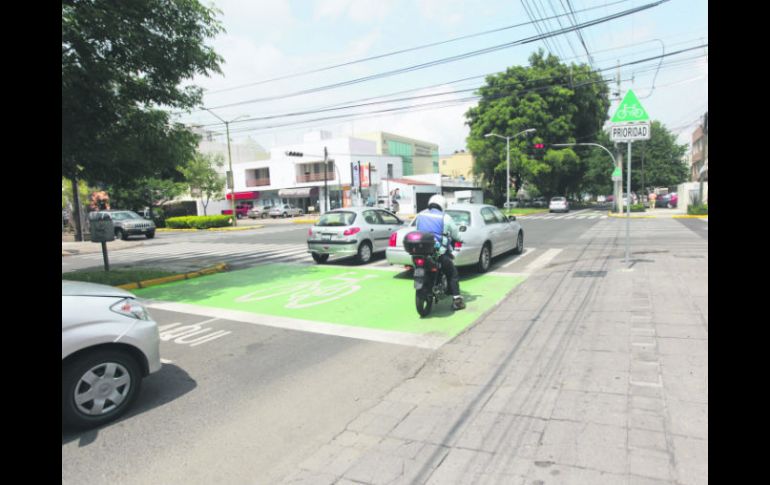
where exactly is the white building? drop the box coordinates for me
[223,131,403,214]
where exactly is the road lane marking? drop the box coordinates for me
[523,248,563,272]
[502,247,537,268]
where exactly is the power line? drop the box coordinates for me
[204,0,638,97]
[198,1,669,112]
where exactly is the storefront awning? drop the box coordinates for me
[226,191,260,201]
[279,187,318,198]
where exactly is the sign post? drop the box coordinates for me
[609,90,651,265]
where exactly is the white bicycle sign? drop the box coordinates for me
[614,103,645,120]
[234,272,379,309]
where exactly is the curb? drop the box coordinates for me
[607,211,656,219]
[292,219,319,224]
[117,263,229,290]
[157,225,263,233]
[672,215,708,219]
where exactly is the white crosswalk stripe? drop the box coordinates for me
[62,242,318,271]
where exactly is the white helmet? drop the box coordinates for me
[428,194,447,211]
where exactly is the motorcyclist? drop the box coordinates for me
[415,194,465,310]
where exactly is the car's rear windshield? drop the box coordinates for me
[446,210,471,226]
[551,197,566,202]
[317,211,356,226]
[110,211,142,220]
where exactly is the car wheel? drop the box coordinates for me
[312,253,329,264]
[62,349,142,429]
[356,241,373,264]
[477,243,492,273]
[514,231,524,254]
[146,232,155,239]
[282,212,287,218]
[115,228,127,241]
[261,213,268,219]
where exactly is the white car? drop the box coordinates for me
[269,204,303,218]
[549,197,569,213]
[386,203,524,273]
[62,281,161,429]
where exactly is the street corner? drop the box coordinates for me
[134,263,528,346]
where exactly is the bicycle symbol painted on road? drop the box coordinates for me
[614,103,645,120]
[234,272,379,309]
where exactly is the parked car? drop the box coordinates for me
[531,197,547,208]
[386,203,524,273]
[248,206,271,219]
[101,210,156,240]
[221,204,251,219]
[655,193,678,208]
[549,197,569,213]
[269,204,303,218]
[62,281,162,429]
[307,207,405,264]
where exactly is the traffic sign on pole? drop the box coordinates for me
[611,166,622,182]
[611,89,649,123]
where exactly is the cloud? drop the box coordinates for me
[313,0,396,23]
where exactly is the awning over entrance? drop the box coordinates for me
[226,191,260,201]
[279,187,318,198]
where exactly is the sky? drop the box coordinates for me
[174,0,708,155]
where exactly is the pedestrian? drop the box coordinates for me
[649,191,657,209]
[391,188,400,213]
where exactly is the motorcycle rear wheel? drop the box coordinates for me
[416,291,433,317]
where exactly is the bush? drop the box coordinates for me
[630,204,646,212]
[688,204,708,215]
[166,215,232,229]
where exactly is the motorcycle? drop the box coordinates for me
[403,231,453,317]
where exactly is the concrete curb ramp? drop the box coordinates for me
[118,263,228,290]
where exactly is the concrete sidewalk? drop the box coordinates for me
[283,217,708,484]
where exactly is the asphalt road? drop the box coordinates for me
[62,208,614,484]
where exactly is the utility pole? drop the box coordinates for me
[614,61,623,214]
[323,146,328,213]
[203,108,247,227]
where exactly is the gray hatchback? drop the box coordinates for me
[307,207,406,264]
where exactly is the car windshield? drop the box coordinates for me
[317,211,356,226]
[110,211,142,220]
[551,197,566,202]
[446,210,471,226]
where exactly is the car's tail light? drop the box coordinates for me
[453,241,462,249]
[343,227,361,236]
[414,258,425,267]
[110,298,151,321]
[308,228,313,237]
[389,232,397,247]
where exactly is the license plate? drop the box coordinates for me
[322,234,332,241]
[414,268,425,276]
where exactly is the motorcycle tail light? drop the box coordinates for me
[415,258,425,267]
[389,232,397,247]
[343,227,361,236]
[453,241,462,249]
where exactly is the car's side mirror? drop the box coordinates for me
[459,225,467,232]
[508,215,516,222]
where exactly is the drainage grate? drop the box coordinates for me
[573,270,607,278]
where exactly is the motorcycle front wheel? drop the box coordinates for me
[416,290,433,317]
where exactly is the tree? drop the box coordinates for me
[178,152,225,216]
[108,177,187,217]
[62,0,223,238]
[623,121,689,192]
[466,50,610,203]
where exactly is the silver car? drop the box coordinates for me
[386,203,524,273]
[62,281,162,429]
[269,204,303,218]
[248,206,271,219]
[307,207,406,264]
[102,210,156,240]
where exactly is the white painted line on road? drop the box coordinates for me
[502,247,537,268]
[146,301,451,349]
[523,248,563,272]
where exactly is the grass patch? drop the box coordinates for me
[503,208,549,216]
[62,268,180,286]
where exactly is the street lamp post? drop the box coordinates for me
[203,108,248,227]
[485,129,536,210]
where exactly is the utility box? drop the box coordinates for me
[89,212,115,243]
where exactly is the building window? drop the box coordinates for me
[387,140,413,176]
[246,168,270,187]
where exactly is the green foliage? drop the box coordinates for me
[178,152,225,216]
[622,121,689,192]
[166,215,232,229]
[687,204,708,215]
[630,204,647,212]
[62,0,223,184]
[108,177,187,215]
[466,50,610,204]
[63,268,178,286]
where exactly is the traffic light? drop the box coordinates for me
[285,151,304,157]
[532,143,545,159]
[533,143,545,149]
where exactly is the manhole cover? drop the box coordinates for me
[573,271,607,278]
